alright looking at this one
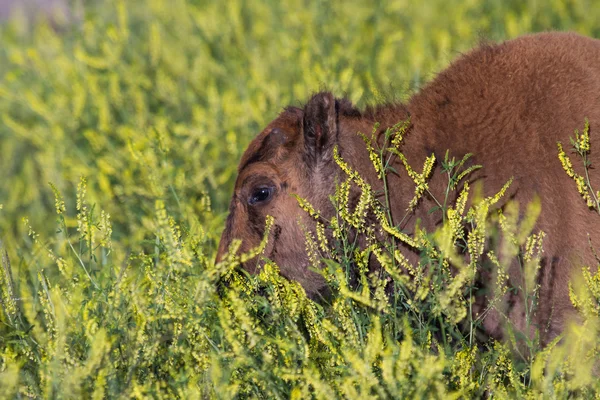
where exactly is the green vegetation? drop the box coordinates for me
[0,0,599,398]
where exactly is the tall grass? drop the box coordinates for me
[0,0,599,397]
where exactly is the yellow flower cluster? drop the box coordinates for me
[558,142,594,207]
[557,120,600,211]
[397,152,437,210]
[360,129,384,178]
[446,182,470,243]
[569,267,600,318]
[0,242,17,321]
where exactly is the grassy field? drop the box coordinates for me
[1,0,600,398]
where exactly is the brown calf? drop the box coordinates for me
[217,32,600,343]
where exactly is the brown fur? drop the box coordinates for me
[216,32,600,343]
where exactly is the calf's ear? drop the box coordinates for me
[303,92,337,163]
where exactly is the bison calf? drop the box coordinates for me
[217,32,600,344]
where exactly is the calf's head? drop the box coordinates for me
[216,92,359,295]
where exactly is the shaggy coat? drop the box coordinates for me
[217,32,600,343]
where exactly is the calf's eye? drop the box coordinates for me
[248,187,274,205]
